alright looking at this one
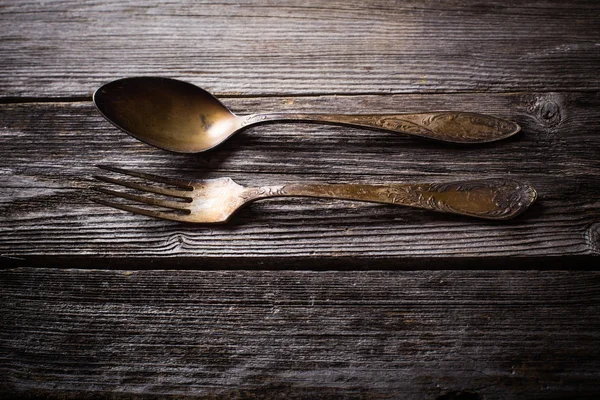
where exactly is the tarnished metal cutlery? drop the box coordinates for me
[92,77,534,223]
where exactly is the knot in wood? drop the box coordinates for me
[168,233,187,250]
[538,100,562,128]
[585,222,600,255]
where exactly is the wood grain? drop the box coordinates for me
[1,1,600,398]
[2,268,600,399]
[0,91,598,266]
[1,0,599,98]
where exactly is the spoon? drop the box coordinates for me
[93,77,520,153]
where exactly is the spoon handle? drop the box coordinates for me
[245,178,536,220]
[241,112,520,144]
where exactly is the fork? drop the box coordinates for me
[92,165,537,223]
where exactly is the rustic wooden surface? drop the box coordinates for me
[3,268,600,400]
[1,0,599,398]
[2,0,600,97]
[1,92,598,266]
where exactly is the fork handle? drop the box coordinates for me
[240,112,520,144]
[246,179,536,220]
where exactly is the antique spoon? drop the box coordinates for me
[93,77,520,153]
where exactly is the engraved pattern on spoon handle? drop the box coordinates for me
[244,179,536,220]
[240,112,520,143]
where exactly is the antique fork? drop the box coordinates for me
[92,166,537,223]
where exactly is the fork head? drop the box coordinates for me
[93,165,248,223]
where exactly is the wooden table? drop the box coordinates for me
[1,1,599,398]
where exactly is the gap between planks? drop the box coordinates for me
[2,89,599,105]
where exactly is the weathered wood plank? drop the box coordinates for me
[2,268,599,399]
[0,92,598,266]
[1,0,599,97]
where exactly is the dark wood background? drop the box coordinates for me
[1,0,599,398]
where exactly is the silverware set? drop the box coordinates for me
[93,77,536,223]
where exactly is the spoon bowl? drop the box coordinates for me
[94,77,521,153]
[94,77,240,152]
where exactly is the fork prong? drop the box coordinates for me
[92,198,194,222]
[96,165,195,190]
[94,175,193,200]
[95,187,191,212]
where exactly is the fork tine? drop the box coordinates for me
[95,187,191,212]
[94,175,193,200]
[97,165,195,189]
[92,198,193,222]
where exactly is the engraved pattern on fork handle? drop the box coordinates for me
[245,179,537,220]
[240,112,520,143]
